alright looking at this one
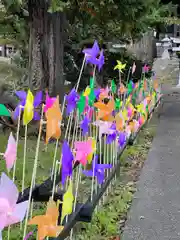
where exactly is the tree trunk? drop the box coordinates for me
[28,0,65,102]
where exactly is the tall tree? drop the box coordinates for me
[0,0,172,100]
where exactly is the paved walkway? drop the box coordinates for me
[122,59,180,240]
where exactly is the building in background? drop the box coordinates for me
[0,44,15,57]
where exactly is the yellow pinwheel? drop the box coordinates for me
[61,180,74,224]
[23,89,34,125]
[87,138,96,163]
[136,103,145,114]
[121,109,128,121]
[114,60,126,72]
[83,86,91,97]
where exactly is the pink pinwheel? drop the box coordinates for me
[125,126,132,138]
[44,91,56,113]
[4,132,17,171]
[74,140,93,166]
[0,173,28,231]
[14,90,42,120]
[143,64,150,73]
[127,106,134,119]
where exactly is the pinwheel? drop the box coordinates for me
[114,60,126,72]
[132,62,136,74]
[83,155,112,184]
[87,138,96,163]
[88,50,105,71]
[99,87,109,101]
[77,95,86,115]
[61,141,74,185]
[0,104,11,117]
[115,113,124,132]
[61,180,74,224]
[111,80,117,94]
[93,120,115,138]
[14,90,42,121]
[74,140,93,166]
[23,89,34,125]
[106,132,117,144]
[44,91,56,113]
[4,132,17,171]
[45,96,62,144]
[138,115,146,126]
[143,64,150,73]
[115,98,121,110]
[28,198,63,240]
[94,98,115,121]
[88,89,96,107]
[118,132,126,148]
[66,88,79,115]
[83,40,100,64]
[0,173,28,231]
[83,86,91,97]
[80,116,90,136]
[119,83,127,94]
[153,79,159,90]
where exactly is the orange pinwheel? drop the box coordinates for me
[115,113,124,131]
[146,95,151,104]
[94,98,115,122]
[28,199,63,240]
[45,96,62,144]
[119,84,127,94]
[143,80,147,91]
[128,121,136,132]
[153,79,159,90]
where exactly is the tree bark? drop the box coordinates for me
[28,0,65,102]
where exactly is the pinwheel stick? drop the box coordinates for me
[12,105,22,181]
[23,105,44,240]
[75,56,86,91]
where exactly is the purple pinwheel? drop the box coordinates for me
[83,40,100,62]
[86,50,105,72]
[80,116,90,136]
[96,50,105,72]
[110,123,116,131]
[106,132,117,144]
[94,89,101,100]
[118,132,126,148]
[61,141,74,185]
[83,155,112,184]
[66,88,79,115]
[14,90,42,120]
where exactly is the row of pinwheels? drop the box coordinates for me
[0,40,161,240]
